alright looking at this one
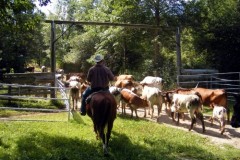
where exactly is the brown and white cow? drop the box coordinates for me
[170,93,205,133]
[210,105,227,134]
[115,79,135,91]
[66,72,86,83]
[114,75,136,114]
[109,86,122,109]
[41,66,48,72]
[120,88,150,118]
[80,82,89,98]
[176,87,229,122]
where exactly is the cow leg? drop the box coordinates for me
[129,105,134,118]
[75,99,77,110]
[220,117,225,135]
[189,117,196,131]
[209,116,214,126]
[196,112,205,133]
[74,99,76,110]
[144,108,147,118]
[134,109,138,118]
[171,112,176,122]
[226,108,230,123]
[122,102,126,115]
[150,105,154,118]
[177,112,180,125]
[148,106,151,115]
[124,103,128,115]
[157,103,162,117]
[181,113,185,121]
[72,98,74,110]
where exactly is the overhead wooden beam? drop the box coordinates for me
[45,20,164,30]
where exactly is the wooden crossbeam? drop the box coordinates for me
[45,20,164,30]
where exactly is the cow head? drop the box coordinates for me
[231,94,240,128]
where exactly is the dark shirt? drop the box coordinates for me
[87,63,114,89]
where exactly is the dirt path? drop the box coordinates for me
[122,107,240,149]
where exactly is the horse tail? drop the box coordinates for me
[90,92,117,136]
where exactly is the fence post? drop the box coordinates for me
[176,27,182,76]
[50,21,56,98]
[239,73,240,94]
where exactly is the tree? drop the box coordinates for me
[0,0,47,72]
[182,0,240,72]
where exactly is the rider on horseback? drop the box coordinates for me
[80,54,115,116]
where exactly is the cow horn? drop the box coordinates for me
[195,82,199,88]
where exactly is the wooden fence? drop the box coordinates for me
[0,73,55,97]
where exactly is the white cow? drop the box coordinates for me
[68,76,81,110]
[171,93,205,132]
[140,76,164,90]
[210,105,227,134]
[109,86,122,109]
[141,85,163,119]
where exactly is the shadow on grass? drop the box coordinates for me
[4,132,105,160]
[109,131,219,160]
[0,129,219,160]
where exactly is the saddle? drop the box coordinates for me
[86,90,109,105]
[86,90,110,116]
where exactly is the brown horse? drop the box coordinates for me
[86,91,117,156]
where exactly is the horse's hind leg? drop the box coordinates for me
[99,128,108,156]
[107,120,114,147]
[103,121,114,156]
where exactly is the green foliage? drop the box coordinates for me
[0,0,46,72]
[0,113,240,160]
[2,0,240,85]
[184,0,240,72]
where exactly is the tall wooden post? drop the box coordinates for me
[50,21,56,98]
[176,27,182,76]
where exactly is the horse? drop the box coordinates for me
[86,91,117,156]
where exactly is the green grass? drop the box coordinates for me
[0,112,240,160]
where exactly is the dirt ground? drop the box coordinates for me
[122,106,240,149]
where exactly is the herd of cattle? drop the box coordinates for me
[64,73,240,135]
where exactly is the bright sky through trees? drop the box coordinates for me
[36,0,57,15]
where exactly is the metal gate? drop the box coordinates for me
[0,79,71,122]
[177,71,240,101]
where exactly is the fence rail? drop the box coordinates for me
[0,79,71,121]
[177,72,240,101]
